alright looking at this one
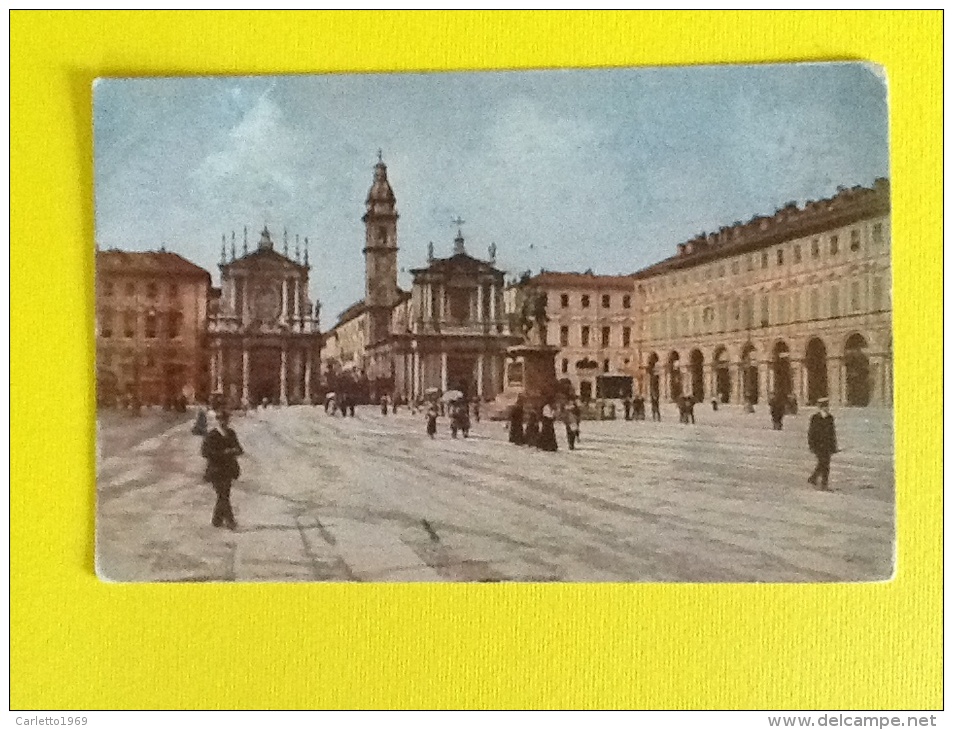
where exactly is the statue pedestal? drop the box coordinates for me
[503,343,560,411]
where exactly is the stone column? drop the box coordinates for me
[477,284,484,323]
[758,360,770,403]
[241,348,250,407]
[411,350,420,400]
[791,358,804,404]
[294,279,301,325]
[229,281,237,316]
[280,346,288,405]
[210,353,218,394]
[827,356,843,406]
[477,353,485,398]
[216,350,224,393]
[281,279,288,323]
[439,285,445,323]
[242,278,250,326]
[441,351,448,392]
[489,284,497,325]
[304,347,312,403]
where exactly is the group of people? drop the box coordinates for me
[507,398,580,452]
[425,398,472,439]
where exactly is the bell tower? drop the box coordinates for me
[362,151,399,345]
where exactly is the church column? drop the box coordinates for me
[477,284,484,323]
[304,346,312,403]
[281,279,289,323]
[412,350,420,400]
[229,281,237,318]
[241,278,250,326]
[441,351,448,391]
[477,353,484,398]
[280,346,288,405]
[489,284,497,328]
[438,285,446,323]
[241,347,250,407]
[294,279,301,327]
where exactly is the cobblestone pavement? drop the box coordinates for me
[96,403,894,583]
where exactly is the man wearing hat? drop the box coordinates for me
[807,397,838,491]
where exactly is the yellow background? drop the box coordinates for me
[11,11,941,709]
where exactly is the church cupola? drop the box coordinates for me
[365,149,397,216]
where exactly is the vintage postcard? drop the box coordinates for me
[94,64,892,582]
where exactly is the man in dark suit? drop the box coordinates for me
[201,409,244,530]
[807,398,838,491]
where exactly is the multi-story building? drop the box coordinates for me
[506,272,638,401]
[95,249,211,406]
[207,226,322,407]
[632,179,891,408]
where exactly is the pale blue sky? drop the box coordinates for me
[94,63,888,322]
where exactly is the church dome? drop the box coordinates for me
[365,153,396,209]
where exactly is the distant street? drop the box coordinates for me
[96,404,894,583]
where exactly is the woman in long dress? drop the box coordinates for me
[508,398,525,445]
[426,404,438,438]
[524,408,540,448]
[538,403,558,452]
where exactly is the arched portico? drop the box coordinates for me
[805,337,828,405]
[844,333,871,406]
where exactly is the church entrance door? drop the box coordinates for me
[446,355,477,398]
[250,347,282,406]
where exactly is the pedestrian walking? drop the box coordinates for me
[650,394,662,422]
[472,399,481,423]
[426,403,438,438]
[807,398,838,491]
[683,395,695,424]
[524,409,540,448]
[191,406,208,436]
[450,400,470,438]
[634,394,646,420]
[508,397,525,445]
[769,392,785,431]
[380,394,390,416]
[563,401,581,450]
[623,396,633,421]
[200,409,243,531]
[538,403,558,451]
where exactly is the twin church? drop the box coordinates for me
[208,154,521,408]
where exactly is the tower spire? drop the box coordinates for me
[221,234,227,264]
[295,234,301,263]
[231,231,236,261]
[283,228,289,256]
[303,237,309,266]
[451,216,466,255]
[243,226,248,255]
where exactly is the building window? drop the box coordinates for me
[812,238,820,258]
[124,311,136,338]
[850,229,861,252]
[760,295,770,327]
[99,310,112,338]
[560,293,569,308]
[601,294,610,308]
[746,254,753,271]
[794,244,802,263]
[168,311,183,339]
[581,295,590,308]
[539,293,548,308]
[603,359,610,373]
[560,325,569,346]
[791,291,800,321]
[601,326,610,347]
[622,294,631,308]
[146,281,158,299]
[761,251,769,269]
[830,284,840,317]
[125,282,135,297]
[810,288,820,319]
[872,276,883,310]
[145,311,158,339]
[873,223,884,245]
[581,326,590,346]
[731,299,741,329]
[777,248,784,266]
[850,280,861,312]
[622,326,631,347]
[561,358,568,374]
[778,294,787,323]
[830,235,839,255]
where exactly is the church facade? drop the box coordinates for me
[323,156,520,403]
[207,227,322,407]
